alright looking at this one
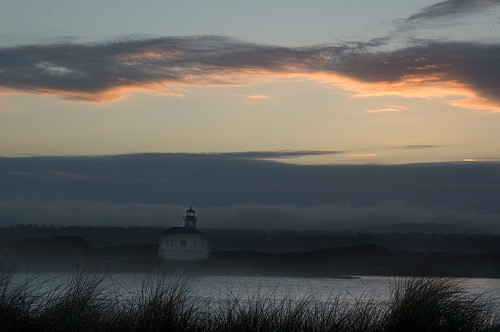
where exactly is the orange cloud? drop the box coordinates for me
[308,72,500,112]
[448,97,500,112]
[365,107,405,113]
[245,94,271,100]
[0,37,498,111]
[349,153,376,158]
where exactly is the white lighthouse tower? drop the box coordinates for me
[158,207,209,260]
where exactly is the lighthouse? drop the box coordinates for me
[158,207,209,260]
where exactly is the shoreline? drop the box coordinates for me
[2,240,499,278]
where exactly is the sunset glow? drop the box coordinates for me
[0,0,498,164]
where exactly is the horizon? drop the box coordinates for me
[1,220,495,234]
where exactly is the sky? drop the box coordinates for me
[1,1,500,232]
[0,0,499,164]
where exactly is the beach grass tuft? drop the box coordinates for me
[383,276,498,332]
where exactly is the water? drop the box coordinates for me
[10,273,500,309]
[183,275,500,308]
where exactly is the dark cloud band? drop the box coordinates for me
[1,153,499,232]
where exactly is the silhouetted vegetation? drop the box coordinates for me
[0,264,498,331]
[384,276,499,332]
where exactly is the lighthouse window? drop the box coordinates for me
[180,240,187,246]
[193,241,197,247]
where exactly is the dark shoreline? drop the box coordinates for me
[2,237,499,278]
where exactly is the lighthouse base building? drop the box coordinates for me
[158,207,209,261]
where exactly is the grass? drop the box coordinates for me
[0,262,498,331]
[383,276,499,332]
[121,272,199,331]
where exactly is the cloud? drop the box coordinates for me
[327,41,500,111]
[0,36,499,110]
[365,107,405,113]
[406,0,499,23]
[0,36,305,102]
[347,153,376,158]
[245,94,271,100]
[214,150,343,159]
[1,153,500,231]
[396,145,440,150]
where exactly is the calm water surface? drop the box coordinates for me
[182,275,500,307]
[13,273,500,308]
